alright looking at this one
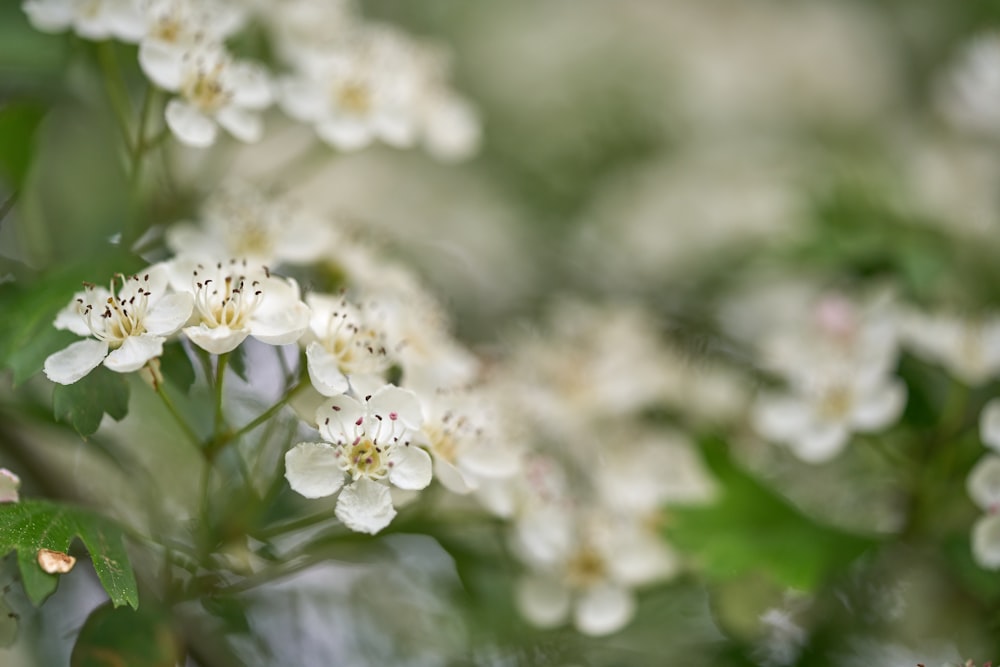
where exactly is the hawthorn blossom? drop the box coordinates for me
[898,310,1000,385]
[967,454,1000,569]
[165,183,336,267]
[301,293,392,397]
[143,42,272,147]
[284,385,432,534]
[938,33,1000,136]
[22,0,145,42]
[170,259,310,355]
[138,0,246,85]
[44,267,193,385]
[515,509,678,636]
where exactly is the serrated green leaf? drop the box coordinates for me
[52,366,130,436]
[0,500,139,609]
[666,437,878,590]
[8,326,78,387]
[71,602,179,667]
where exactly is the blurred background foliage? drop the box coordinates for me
[3,0,1000,666]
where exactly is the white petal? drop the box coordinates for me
[433,457,472,494]
[43,339,109,385]
[335,478,396,534]
[316,118,372,151]
[515,575,571,629]
[250,302,310,346]
[981,399,1000,453]
[387,445,432,491]
[290,385,328,427]
[968,454,1000,511]
[317,394,366,444]
[143,292,194,336]
[306,341,349,397]
[368,385,423,430]
[284,442,345,499]
[138,40,184,91]
[972,513,1000,570]
[373,111,416,148]
[574,584,636,636]
[22,0,74,33]
[183,324,249,354]
[228,62,273,108]
[278,76,328,121]
[216,106,263,143]
[0,469,21,503]
[165,99,217,148]
[104,335,165,373]
[53,296,93,336]
[850,380,906,431]
[606,535,679,586]
[459,441,521,480]
[789,422,849,463]
[752,394,810,442]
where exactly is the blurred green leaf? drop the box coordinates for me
[160,341,195,393]
[0,103,46,189]
[53,366,130,437]
[666,437,878,590]
[0,499,139,608]
[71,602,179,667]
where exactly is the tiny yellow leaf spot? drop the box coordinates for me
[37,548,76,574]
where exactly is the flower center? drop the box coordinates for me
[183,65,230,114]
[344,439,387,479]
[191,261,263,330]
[565,547,607,588]
[336,81,372,115]
[818,385,853,420]
[78,274,153,348]
[322,303,389,375]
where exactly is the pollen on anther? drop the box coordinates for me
[355,417,363,426]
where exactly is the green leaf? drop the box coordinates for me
[666,437,878,590]
[71,602,179,667]
[53,366,130,437]
[7,326,78,387]
[159,341,195,393]
[0,499,139,609]
[0,102,47,189]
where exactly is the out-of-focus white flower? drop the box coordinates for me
[301,293,391,397]
[22,0,145,42]
[278,29,422,152]
[899,310,1000,386]
[515,510,678,636]
[138,0,246,85]
[420,92,481,163]
[170,259,310,354]
[0,469,21,503]
[257,0,358,68]
[938,33,1000,136]
[44,265,193,384]
[414,388,521,496]
[145,42,272,147]
[165,182,337,266]
[594,428,716,514]
[968,454,1000,569]
[751,292,906,463]
[755,605,809,667]
[284,385,432,534]
[981,399,1000,453]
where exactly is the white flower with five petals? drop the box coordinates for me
[284,385,432,534]
[22,0,145,42]
[170,259,310,355]
[44,266,193,385]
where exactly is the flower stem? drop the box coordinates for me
[212,353,230,444]
[96,41,134,155]
[155,383,202,450]
[205,380,309,460]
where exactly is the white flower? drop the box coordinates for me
[145,42,272,147]
[753,368,906,463]
[278,27,424,151]
[22,0,145,42]
[138,0,246,85]
[980,398,1000,453]
[301,293,392,397]
[165,182,337,266]
[0,469,21,503]
[938,33,1000,136]
[284,385,432,534]
[898,310,1000,385]
[414,389,521,496]
[419,91,481,163]
[515,511,678,636]
[43,266,193,385]
[967,454,1000,569]
[171,259,310,355]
